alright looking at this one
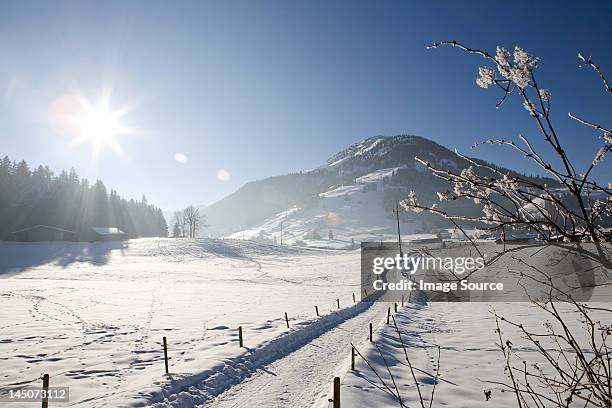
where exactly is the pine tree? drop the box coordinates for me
[172,222,181,237]
[0,155,168,240]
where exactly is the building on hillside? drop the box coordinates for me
[495,231,539,244]
[408,234,442,244]
[10,225,76,242]
[91,227,126,241]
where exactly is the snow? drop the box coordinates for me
[325,243,612,408]
[326,137,385,167]
[335,300,610,407]
[2,239,608,407]
[354,138,383,157]
[171,298,388,408]
[336,301,519,407]
[327,156,348,167]
[227,166,420,248]
[354,166,405,184]
[0,238,364,407]
[92,227,125,235]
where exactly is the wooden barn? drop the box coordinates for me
[91,227,126,241]
[11,225,76,242]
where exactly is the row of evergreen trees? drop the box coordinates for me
[0,156,168,240]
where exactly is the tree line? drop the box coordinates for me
[0,155,168,240]
[171,205,205,238]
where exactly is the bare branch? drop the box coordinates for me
[578,53,612,94]
[568,113,612,135]
[427,40,497,63]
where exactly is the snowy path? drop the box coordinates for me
[205,302,389,408]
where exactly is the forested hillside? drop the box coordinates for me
[0,156,167,240]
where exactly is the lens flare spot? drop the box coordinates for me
[217,169,231,182]
[174,153,189,164]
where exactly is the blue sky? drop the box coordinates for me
[1,0,610,210]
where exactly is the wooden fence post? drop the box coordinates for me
[238,326,243,347]
[386,307,391,324]
[351,346,355,371]
[285,312,289,328]
[352,292,355,303]
[163,336,169,374]
[333,376,341,408]
[401,294,404,307]
[394,303,397,313]
[336,298,340,309]
[369,322,373,342]
[41,374,49,408]
[315,305,319,317]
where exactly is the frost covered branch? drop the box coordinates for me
[404,41,612,245]
[578,53,612,94]
[490,294,612,407]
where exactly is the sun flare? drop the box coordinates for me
[75,105,125,152]
[50,91,133,157]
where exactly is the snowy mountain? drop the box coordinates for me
[203,135,554,246]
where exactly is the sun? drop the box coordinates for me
[72,96,132,156]
[50,90,133,157]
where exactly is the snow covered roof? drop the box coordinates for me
[92,227,125,235]
[12,225,75,234]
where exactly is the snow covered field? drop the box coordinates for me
[1,239,609,408]
[0,238,370,407]
[332,243,612,408]
[338,300,611,408]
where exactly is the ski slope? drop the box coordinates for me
[227,166,421,248]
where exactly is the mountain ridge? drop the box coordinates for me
[202,135,555,240]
